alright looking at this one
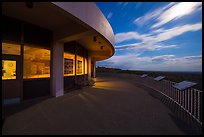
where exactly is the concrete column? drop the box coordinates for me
[93,61,96,78]
[51,41,64,97]
[87,56,91,81]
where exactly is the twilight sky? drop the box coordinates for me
[95,2,202,72]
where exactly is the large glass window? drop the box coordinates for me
[2,42,21,55]
[64,52,75,76]
[23,45,50,79]
[2,60,16,80]
[77,56,84,75]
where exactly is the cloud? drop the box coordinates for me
[152,55,175,62]
[117,2,123,5]
[134,2,175,26]
[184,55,202,60]
[151,2,202,28]
[115,32,145,43]
[107,12,113,19]
[97,54,202,72]
[154,23,202,42]
[117,2,129,8]
[134,2,202,29]
[114,22,202,52]
[115,42,177,52]
[151,28,165,34]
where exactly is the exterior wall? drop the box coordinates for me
[23,79,50,100]
[64,41,89,93]
[2,16,53,102]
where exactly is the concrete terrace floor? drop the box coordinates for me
[2,73,202,135]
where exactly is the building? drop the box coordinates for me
[2,2,115,105]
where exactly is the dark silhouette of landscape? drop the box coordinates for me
[96,66,202,91]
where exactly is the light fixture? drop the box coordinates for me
[93,36,97,42]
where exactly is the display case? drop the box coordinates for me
[64,52,75,76]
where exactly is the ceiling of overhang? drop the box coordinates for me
[77,34,112,52]
[2,2,114,61]
[2,2,88,32]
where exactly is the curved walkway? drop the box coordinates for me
[2,74,201,135]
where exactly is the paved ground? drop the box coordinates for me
[2,74,202,135]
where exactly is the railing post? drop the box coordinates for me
[188,88,190,112]
[172,82,176,102]
[180,89,182,106]
[177,88,179,104]
[184,89,187,110]
[191,89,193,114]
[197,91,200,121]
[194,90,197,118]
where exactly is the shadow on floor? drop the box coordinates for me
[133,82,202,135]
[2,96,51,122]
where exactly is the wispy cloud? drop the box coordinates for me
[115,22,202,44]
[151,2,202,28]
[115,32,148,43]
[134,2,202,29]
[115,42,177,51]
[107,12,113,19]
[114,22,201,54]
[117,2,129,9]
[117,2,123,6]
[152,55,175,62]
[134,2,175,26]
[154,22,202,42]
[97,54,202,72]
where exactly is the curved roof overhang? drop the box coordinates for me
[2,2,115,62]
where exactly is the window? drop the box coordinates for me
[85,58,88,74]
[2,42,21,55]
[23,45,50,79]
[64,52,75,76]
[77,56,84,75]
[2,60,16,80]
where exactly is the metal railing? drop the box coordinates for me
[133,75,202,125]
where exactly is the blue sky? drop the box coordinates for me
[95,2,202,72]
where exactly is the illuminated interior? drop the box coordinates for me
[2,60,16,80]
[64,52,75,76]
[2,42,21,55]
[77,55,84,75]
[85,58,88,74]
[23,45,50,79]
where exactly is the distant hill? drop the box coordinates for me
[96,66,202,91]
